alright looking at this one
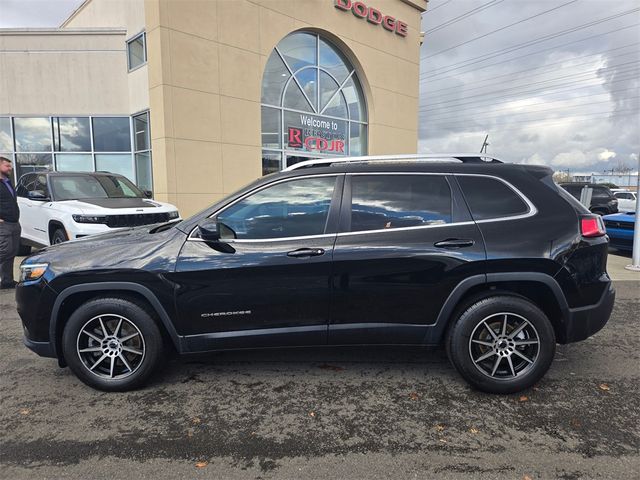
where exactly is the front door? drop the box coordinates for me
[329,173,486,345]
[172,174,343,351]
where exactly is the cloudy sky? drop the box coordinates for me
[1,0,638,175]
[419,0,640,175]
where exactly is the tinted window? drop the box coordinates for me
[349,175,452,232]
[591,187,612,199]
[615,192,633,200]
[50,175,144,201]
[458,176,529,220]
[92,117,131,152]
[16,173,36,197]
[217,176,336,240]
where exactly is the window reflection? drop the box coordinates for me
[53,117,91,152]
[93,117,131,152]
[96,154,134,182]
[55,154,93,172]
[14,117,51,152]
[351,176,452,232]
[218,177,336,239]
[0,117,12,151]
[16,153,53,180]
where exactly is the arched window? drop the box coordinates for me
[261,32,368,174]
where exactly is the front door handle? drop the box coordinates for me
[434,238,475,249]
[287,248,325,258]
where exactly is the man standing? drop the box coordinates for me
[0,156,20,289]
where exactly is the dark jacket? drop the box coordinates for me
[0,177,19,223]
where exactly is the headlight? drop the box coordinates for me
[168,211,180,219]
[19,263,48,282]
[72,214,108,224]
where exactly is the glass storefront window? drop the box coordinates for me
[53,117,91,152]
[93,117,131,152]
[16,153,53,180]
[0,117,12,151]
[95,154,134,182]
[261,151,281,176]
[14,117,51,152]
[261,32,367,175]
[133,112,150,151]
[135,152,153,192]
[55,154,93,172]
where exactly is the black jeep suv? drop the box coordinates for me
[17,154,615,394]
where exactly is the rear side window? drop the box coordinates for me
[457,176,529,221]
[349,175,452,232]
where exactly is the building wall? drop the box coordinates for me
[63,0,150,115]
[145,0,426,216]
[0,29,129,115]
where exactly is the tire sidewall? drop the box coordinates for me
[448,296,556,394]
[62,297,163,392]
[52,228,67,244]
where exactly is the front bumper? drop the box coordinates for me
[561,282,615,343]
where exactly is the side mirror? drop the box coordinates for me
[28,190,50,201]
[198,218,220,242]
[143,190,153,198]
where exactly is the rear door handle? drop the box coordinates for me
[434,239,475,249]
[287,248,325,258]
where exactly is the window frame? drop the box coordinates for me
[188,174,344,243]
[126,31,147,72]
[454,174,537,223]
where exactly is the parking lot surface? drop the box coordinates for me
[1,273,638,479]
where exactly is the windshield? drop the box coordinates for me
[50,175,145,201]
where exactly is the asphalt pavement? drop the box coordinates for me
[0,253,638,479]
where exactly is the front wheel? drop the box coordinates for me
[62,297,165,391]
[446,296,556,394]
[51,228,68,245]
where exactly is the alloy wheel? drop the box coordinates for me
[76,314,146,379]
[468,312,540,379]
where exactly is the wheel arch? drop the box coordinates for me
[432,272,570,344]
[50,282,181,361]
[48,220,67,244]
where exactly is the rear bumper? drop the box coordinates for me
[561,282,615,343]
[23,336,55,358]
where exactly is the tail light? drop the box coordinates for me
[581,215,606,238]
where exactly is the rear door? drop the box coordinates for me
[328,173,486,345]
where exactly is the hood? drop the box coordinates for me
[24,223,185,274]
[60,197,165,211]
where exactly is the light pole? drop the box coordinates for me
[625,152,640,272]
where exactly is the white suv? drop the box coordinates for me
[611,190,637,212]
[16,171,179,253]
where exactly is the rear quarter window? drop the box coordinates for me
[457,176,530,221]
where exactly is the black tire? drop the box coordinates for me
[446,295,556,394]
[17,242,31,256]
[62,297,165,391]
[51,228,68,245]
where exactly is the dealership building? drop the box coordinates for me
[0,0,427,216]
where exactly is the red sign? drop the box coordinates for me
[288,127,345,153]
[334,0,408,37]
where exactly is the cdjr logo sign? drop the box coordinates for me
[334,0,409,37]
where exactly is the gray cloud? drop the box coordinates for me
[419,0,640,175]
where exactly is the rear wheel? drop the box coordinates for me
[62,297,165,391]
[446,296,556,394]
[51,228,68,245]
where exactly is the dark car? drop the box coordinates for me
[17,154,615,394]
[559,183,618,215]
[603,211,636,251]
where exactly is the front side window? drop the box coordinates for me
[458,176,529,220]
[217,176,337,240]
[349,175,452,232]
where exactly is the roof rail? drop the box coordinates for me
[283,153,503,171]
